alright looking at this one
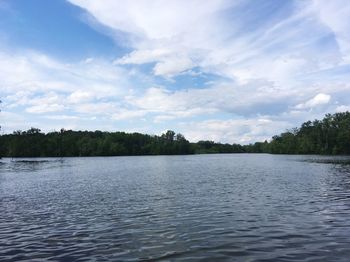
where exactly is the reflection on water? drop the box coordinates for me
[1,154,350,261]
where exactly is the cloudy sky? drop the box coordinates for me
[1,0,350,144]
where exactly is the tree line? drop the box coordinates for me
[0,128,248,157]
[266,112,350,155]
[0,129,194,157]
[0,112,349,157]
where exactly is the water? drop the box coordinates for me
[1,154,350,261]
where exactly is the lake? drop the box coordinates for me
[1,154,350,261]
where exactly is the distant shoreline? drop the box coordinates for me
[1,152,350,159]
[1,112,349,157]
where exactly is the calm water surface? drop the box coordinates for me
[1,154,350,261]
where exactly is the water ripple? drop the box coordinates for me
[1,155,350,261]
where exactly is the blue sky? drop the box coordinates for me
[1,0,350,143]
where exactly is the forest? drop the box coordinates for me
[0,112,349,157]
[266,112,350,155]
[0,130,193,157]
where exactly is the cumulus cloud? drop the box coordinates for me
[0,51,130,95]
[68,0,347,83]
[67,90,95,104]
[295,93,331,109]
[127,81,335,119]
[1,0,350,143]
[180,118,292,144]
[0,51,134,115]
[153,56,194,77]
[68,0,238,78]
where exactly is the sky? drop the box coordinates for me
[0,0,350,144]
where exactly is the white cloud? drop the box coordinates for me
[115,49,172,65]
[153,56,194,77]
[180,117,292,144]
[18,92,66,114]
[44,115,79,120]
[68,0,347,83]
[69,0,233,40]
[68,0,237,78]
[111,110,146,121]
[295,93,331,109]
[0,51,128,96]
[67,90,94,104]
[116,49,195,77]
[335,105,350,112]
[26,103,65,114]
[2,1,350,143]
[74,102,117,115]
[0,51,140,118]
[127,82,300,118]
[312,0,350,62]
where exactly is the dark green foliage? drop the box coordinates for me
[243,141,269,153]
[0,129,193,157]
[0,112,349,157]
[192,140,245,154]
[266,112,350,155]
[0,128,248,157]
